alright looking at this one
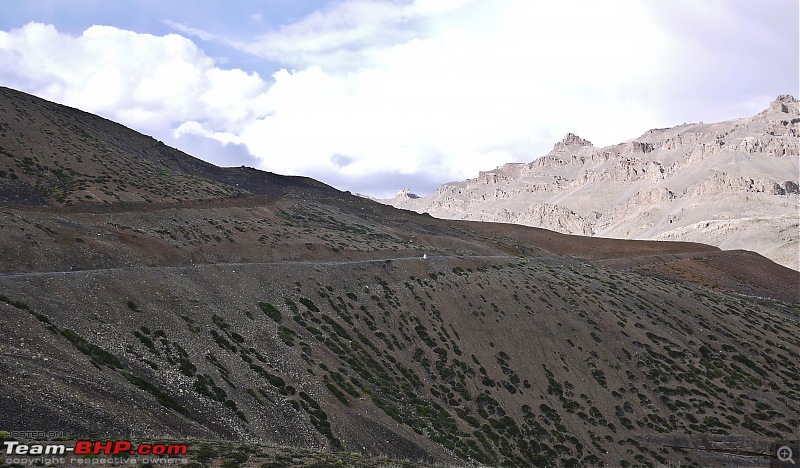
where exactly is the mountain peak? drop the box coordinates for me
[554,132,593,149]
[393,188,419,199]
[767,94,798,114]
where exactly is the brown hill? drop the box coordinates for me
[0,87,798,467]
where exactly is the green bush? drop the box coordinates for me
[299,297,320,312]
[122,372,189,417]
[258,302,282,322]
[278,326,296,346]
[61,329,122,368]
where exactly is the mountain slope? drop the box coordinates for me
[0,85,336,206]
[0,87,798,467]
[383,96,800,270]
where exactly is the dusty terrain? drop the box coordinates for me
[384,96,800,270]
[0,87,798,467]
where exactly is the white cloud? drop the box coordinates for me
[0,0,796,198]
[242,0,474,70]
[0,22,268,136]
[222,0,672,185]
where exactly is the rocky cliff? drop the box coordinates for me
[384,95,800,270]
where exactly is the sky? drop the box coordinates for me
[0,1,797,198]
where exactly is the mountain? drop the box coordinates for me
[0,86,798,467]
[383,96,800,270]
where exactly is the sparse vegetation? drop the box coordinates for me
[259,301,282,322]
[0,86,796,468]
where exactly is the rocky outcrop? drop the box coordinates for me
[766,94,796,114]
[483,204,595,236]
[382,95,800,270]
[629,188,676,205]
[392,188,419,199]
[554,132,593,149]
[632,141,655,153]
[686,171,789,196]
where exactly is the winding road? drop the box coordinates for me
[0,255,523,280]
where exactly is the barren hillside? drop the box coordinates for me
[384,96,800,270]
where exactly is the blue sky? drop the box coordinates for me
[1,0,797,198]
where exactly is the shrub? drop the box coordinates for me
[258,302,281,322]
[299,297,320,312]
[61,329,122,368]
[122,372,189,417]
[278,326,296,347]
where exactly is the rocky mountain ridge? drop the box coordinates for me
[384,95,800,269]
